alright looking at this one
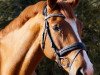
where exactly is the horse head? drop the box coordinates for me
[41,0,94,75]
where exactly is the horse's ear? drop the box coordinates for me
[47,0,57,9]
[66,0,79,8]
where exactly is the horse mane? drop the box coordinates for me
[0,1,46,38]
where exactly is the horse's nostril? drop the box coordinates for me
[76,67,84,75]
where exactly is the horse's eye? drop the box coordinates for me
[52,25,61,31]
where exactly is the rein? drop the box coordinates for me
[42,6,86,69]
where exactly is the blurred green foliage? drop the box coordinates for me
[0,0,100,75]
[76,1,100,75]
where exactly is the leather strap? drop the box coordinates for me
[58,42,86,57]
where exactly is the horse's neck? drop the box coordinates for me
[0,1,45,61]
[0,6,37,38]
[0,15,43,75]
[0,1,46,38]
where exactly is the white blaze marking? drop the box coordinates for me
[65,19,94,74]
[65,19,81,42]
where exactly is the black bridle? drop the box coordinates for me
[42,6,86,69]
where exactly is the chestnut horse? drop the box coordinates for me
[0,0,94,75]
